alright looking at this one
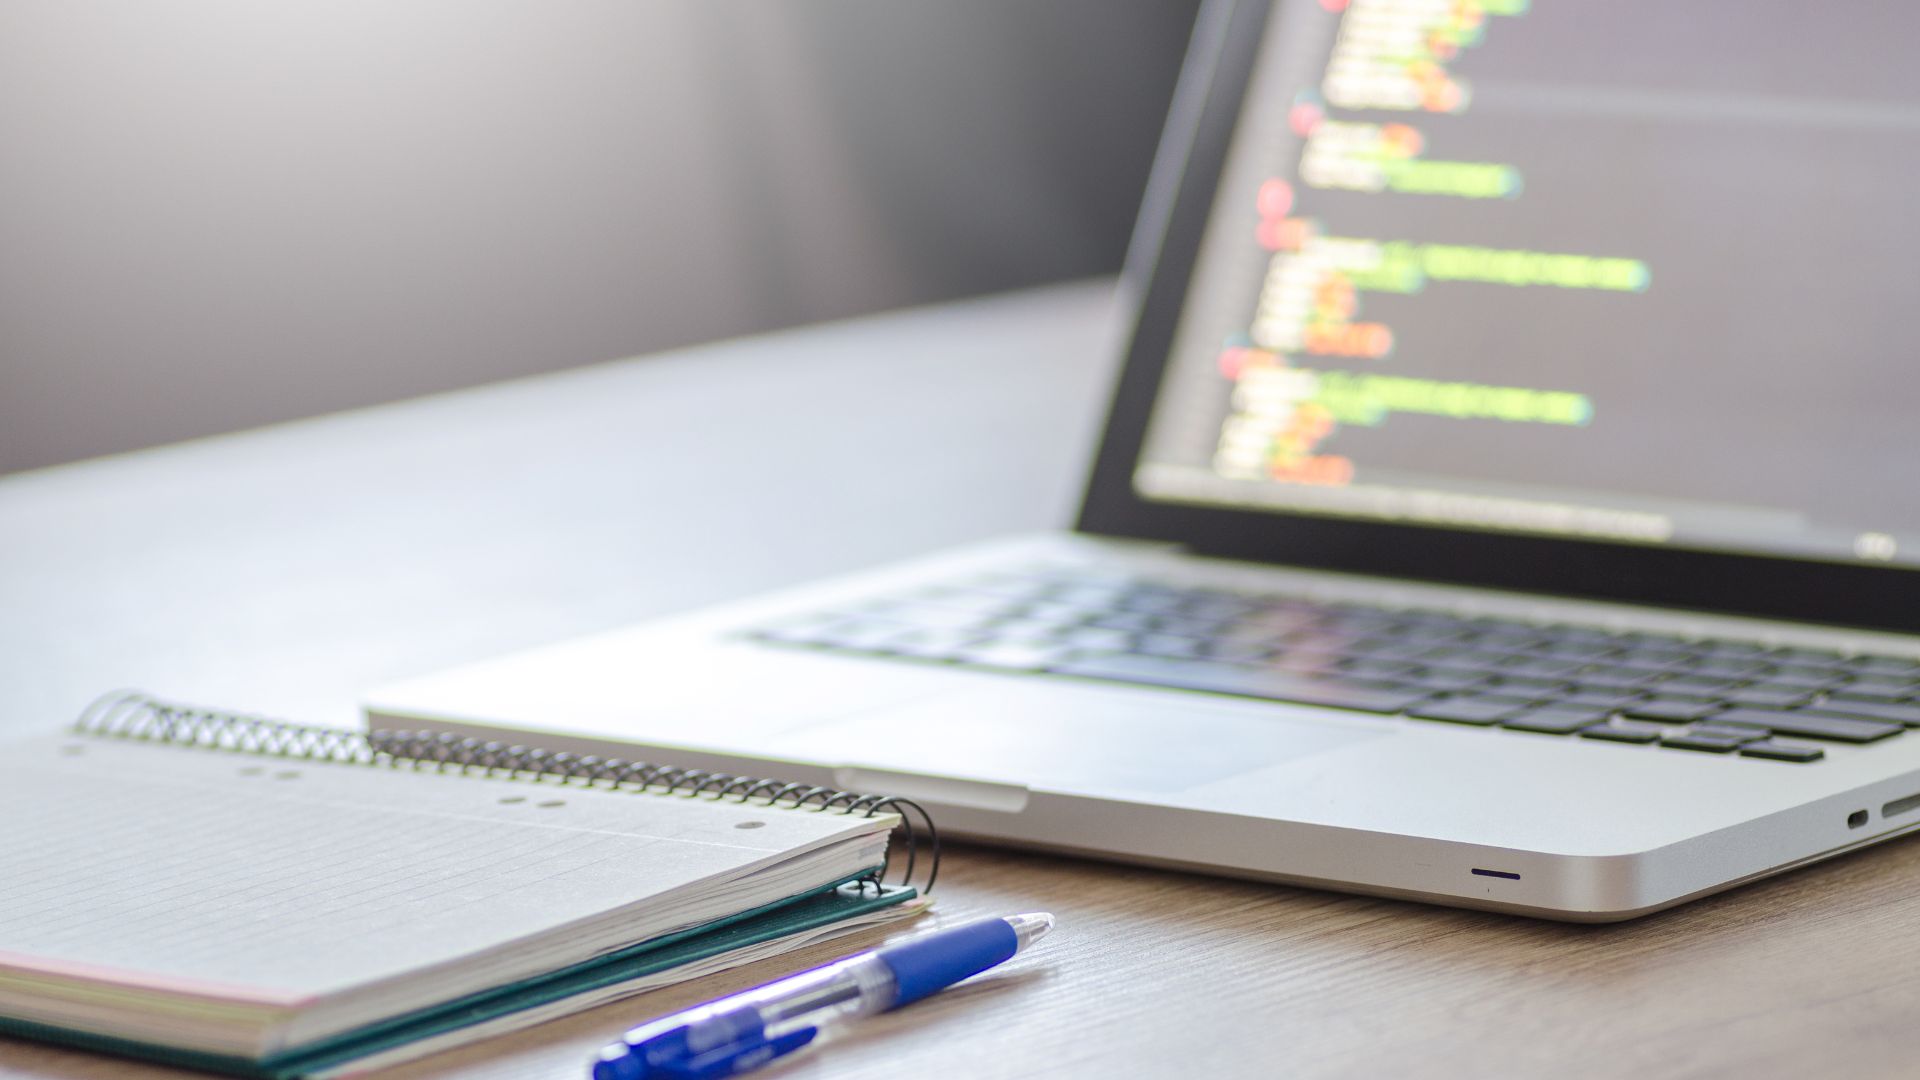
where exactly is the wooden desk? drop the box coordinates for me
[5,279,1917,1079]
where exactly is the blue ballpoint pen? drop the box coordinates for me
[591,913,1055,1080]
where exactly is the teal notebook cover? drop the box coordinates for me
[0,879,917,1079]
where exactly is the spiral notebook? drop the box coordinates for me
[0,691,937,1078]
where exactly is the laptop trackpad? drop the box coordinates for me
[766,684,1386,796]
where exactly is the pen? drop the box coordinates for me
[591,912,1055,1080]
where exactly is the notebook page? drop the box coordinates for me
[320,898,930,1078]
[0,734,883,1002]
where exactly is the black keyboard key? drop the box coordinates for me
[1622,697,1724,723]
[1536,622,1612,638]
[1798,701,1920,727]
[1116,590,1190,615]
[1771,646,1846,665]
[1130,634,1209,659]
[1739,740,1826,763]
[1323,608,1403,632]
[1473,690,1548,706]
[1485,675,1569,696]
[1215,619,1293,642]
[1268,650,1347,679]
[1657,674,1742,695]
[1759,666,1848,690]
[1501,705,1612,734]
[1049,654,1434,714]
[1711,708,1902,743]
[1608,660,1694,682]
[1660,732,1746,754]
[1687,658,1772,680]
[1686,723,1768,743]
[1341,657,1422,681]
[1146,614,1232,638]
[1388,625,1476,647]
[1182,596,1258,621]
[1087,612,1161,633]
[1568,667,1663,691]
[1535,640,1623,661]
[1408,696,1523,726]
[1381,610,1463,630]
[1774,659,1852,676]
[1556,689,1647,712]
[1611,647,1694,669]
[1055,626,1136,652]
[1697,640,1770,657]
[1832,677,1918,701]
[1398,667,1495,693]
[1580,720,1668,744]
[1497,657,1588,680]
[1236,606,1323,633]
[1344,638,1444,663]
[1720,685,1815,709]
[1281,626,1371,652]
[1615,630,1690,650]
[1473,632,1549,653]
[1202,640,1278,664]
[1847,655,1920,675]
[1423,648,1523,671]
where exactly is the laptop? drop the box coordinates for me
[367,0,1920,920]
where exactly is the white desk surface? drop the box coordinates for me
[6,278,1920,1079]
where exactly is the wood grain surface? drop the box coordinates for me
[3,280,1916,1079]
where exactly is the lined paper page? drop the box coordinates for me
[0,734,880,1000]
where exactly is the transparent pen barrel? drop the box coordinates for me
[746,954,899,1038]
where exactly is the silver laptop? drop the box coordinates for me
[367,0,1920,920]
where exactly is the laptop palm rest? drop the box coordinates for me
[766,683,1387,803]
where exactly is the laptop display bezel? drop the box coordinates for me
[1076,0,1920,635]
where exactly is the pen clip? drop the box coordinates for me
[655,1026,818,1080]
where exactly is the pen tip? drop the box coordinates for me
[1005,912,1055,950]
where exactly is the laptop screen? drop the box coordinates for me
[1134,0,1920,572]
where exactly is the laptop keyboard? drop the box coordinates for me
[743,567,1920,764]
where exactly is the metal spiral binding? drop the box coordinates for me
[74,689,938,893]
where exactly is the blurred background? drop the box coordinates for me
[0,0,1198,475]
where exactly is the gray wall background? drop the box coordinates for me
[0,1,1195,474]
